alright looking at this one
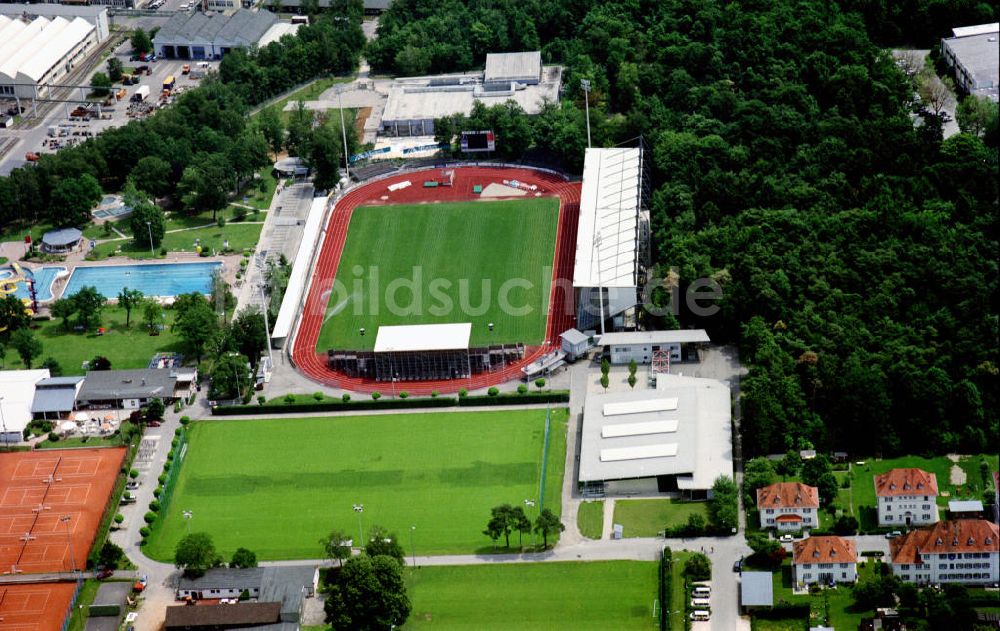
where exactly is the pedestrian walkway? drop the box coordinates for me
[601,499,616,539]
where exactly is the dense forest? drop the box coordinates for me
[377,0,999,456]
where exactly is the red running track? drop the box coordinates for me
[291,166,581,395]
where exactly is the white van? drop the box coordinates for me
[692,585,711,598]
[690,610,710,621]
[690,598,711,608]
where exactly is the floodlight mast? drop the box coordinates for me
[581,79,592,148]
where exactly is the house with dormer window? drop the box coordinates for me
[757,482,819,531]
[889,519,999,585]
[875,468,939,527]
[792,536,857,586]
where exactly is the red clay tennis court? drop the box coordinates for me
[291,165,581,394]
[0,582,77,631]
[0,448,125,575]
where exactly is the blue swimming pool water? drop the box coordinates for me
[64,262,222,298]
[0,266,66,302]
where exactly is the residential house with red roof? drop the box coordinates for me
[792,536,857,586]
[757,482,819,531]
[874,468,939,527]
[889,519,999,585]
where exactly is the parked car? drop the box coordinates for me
[779,534,794,543]
[146,421,161,428]
[733,557,743,573]
[690,610,710,621]
[885,530,902,539]
[96,569,114,580]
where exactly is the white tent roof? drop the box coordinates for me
[0,16,41,65]
[573,147,643,288]
[0,16,66,81]
[374,323,471,353]
[0,369,51,434]
[18,17,94,83]
[951,23,999,38]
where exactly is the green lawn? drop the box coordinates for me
[260,75,353,119]
[316,199,560,351]
[143,409,567,560]
[768,559,879,630]
[668,551,692,631]
[92,222,263,259]
[65,579,101,631]
[577,501,604,539]
[751,619,806,631]
[613,499,710,538]
[846,455,998,531]
[3,306,182,375]
[37,435,128,449]
[404,562,659,630]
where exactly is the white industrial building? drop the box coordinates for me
[380,51,562,136]
[577,373,733,497]
[152,9,283,60]
[572,147,650,332]
[597,329,710,365]
[0,369,51,443]
[0,4,108,99]
[941,23,999,101]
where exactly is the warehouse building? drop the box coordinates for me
[941,23,999,101]
[0,369,51,443]
[597,329,710,365]
[152,9,282,60]
[578,373,733,497]
[0,4,107,99]
[380,51,561,136]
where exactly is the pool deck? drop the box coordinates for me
[0,239,238,305]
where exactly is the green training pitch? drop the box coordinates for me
[405,562,659,630]
[316,198,560,352]
[143,410,567,561]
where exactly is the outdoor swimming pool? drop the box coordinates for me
[0,266,67,302]
[63,262,223,298]
[92,194,133,219]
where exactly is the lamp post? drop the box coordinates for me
[337,87,350,182]
[352,504,364,550]
[0,396,8,452]
[145,221,154,257]
[409,525,416,568]
[183,510,193,535]
[580,79,592,148]
[60,515,77,573]
[524,499,536,549]
[257,282,274,371]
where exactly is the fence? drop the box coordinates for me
[659,547,671,631]
[210,391,570,415]
[157,428,188,517]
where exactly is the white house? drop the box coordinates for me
[757,482,819,531]
[792,536,857,587]
[875,468,939,527]
[889,519,999,585]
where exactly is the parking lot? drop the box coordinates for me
[4,39,212,169]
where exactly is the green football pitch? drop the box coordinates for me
[315,198,560,352]
[143,410,567,561]
[404,562,660,630]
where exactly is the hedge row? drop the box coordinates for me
[140,425,187,546]
[753,603,811,620]
[211,391,570,415]
[659,547,671,631]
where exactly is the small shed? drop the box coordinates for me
[559,328,591,360]
[740,571,773,612]
[948,499,984,518]
[41,227,82,253]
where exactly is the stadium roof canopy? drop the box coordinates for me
[374,323,472,353]
[573,147,643,289]
[578,374,732,489]
[597,329,710,346]
[0,369,50,434]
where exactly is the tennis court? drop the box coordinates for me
[0,583,77,631]
[0,448,125,574]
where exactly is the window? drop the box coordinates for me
[886,516,893,521]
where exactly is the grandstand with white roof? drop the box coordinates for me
[572,146,650,333]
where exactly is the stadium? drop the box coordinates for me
[289,152,647,394]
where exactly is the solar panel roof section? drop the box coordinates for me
[602,398,678,416]
[601,420,679,438]
[600,443,678,462]
[573,147,643,289]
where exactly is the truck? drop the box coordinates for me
[116,88,127,101]
[162,75,175,92]
[181,64,190,75]
[47,126,58,137]
[131,85,150,102]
